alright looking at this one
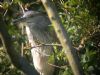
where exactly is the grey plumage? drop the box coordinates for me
[17,11,55,75]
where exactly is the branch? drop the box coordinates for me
[0,20,39,75]
[40,0,84,75]
[48,63,66,69]
[3,0,13,17]
[31,43,62,48]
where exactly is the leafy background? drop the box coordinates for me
[0,0,100,75]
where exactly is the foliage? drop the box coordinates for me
[0,0,100,75]
[55,0,100,75]
[0,47,22,75]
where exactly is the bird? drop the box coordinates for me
[18,10,55,75]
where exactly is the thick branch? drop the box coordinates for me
[0,20,39,75]
[41,0,84,75]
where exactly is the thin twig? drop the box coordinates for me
[18,2,25,56]
[3,0,13,17]
[18,2,25,14]
[31,43,62,48]
[3,9,8,17]
[48,63,66,69]
[21,24,24,56]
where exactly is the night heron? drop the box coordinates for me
[16,10,55,75]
